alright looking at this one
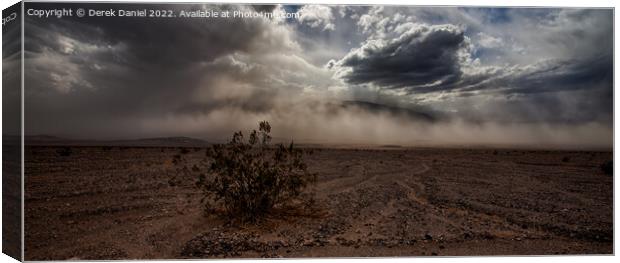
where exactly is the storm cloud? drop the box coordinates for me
[331,23,469,91]
[21,3,613,148]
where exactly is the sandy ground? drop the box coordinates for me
[23,146,613,260]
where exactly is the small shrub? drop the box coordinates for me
[562,156,570,163]
[57,147,72,157]
[172,154,182,165]
[601,160,613,176]
[192,121,316,222]
[180,148,190,154]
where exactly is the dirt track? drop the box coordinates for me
[24,146,613,259]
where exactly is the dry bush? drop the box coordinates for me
[56,147,72,157]
[177,121,316,222]
[601,160,613,176]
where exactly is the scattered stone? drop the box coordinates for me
[181,229,288,258]
[302,239,314,247]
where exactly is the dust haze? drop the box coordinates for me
[136,97,612,148]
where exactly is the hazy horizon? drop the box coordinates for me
[15,3,613,148]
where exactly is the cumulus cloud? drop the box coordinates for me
[297,5,335,31]
[476,32,503,49]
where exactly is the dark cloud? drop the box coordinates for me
[448,53,613,124]
[2,3,22,136]
[251,5,277,13]
[500,55,613,95]
[23,2,305,138]
[331,7,612,126]
[25,3,291,67]
[334,18,612,95]
[335,24,467,91]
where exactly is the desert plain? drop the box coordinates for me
[23,144,613,259]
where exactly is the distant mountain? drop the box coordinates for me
[341,101,438,122]
[128,137,210,147]
[24,135,66,142]
[25,136,210,147]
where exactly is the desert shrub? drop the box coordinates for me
[180,148,190,154]
[193,121,316,222]
[562,156,570,162]
[57,147,72,157]
[601,160,613,176]
[172,154,182,165]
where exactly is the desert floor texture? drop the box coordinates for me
[24,146,613,259]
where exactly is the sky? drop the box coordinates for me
[20,3,613,147]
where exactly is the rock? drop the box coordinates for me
[302,239,314,247]
[424,234,433,240]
